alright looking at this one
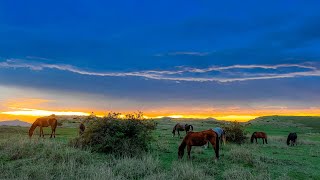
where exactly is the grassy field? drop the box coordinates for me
[0,116,320,179]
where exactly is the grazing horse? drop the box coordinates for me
[79,123,85,135]
[178,129,219,160]
[287,132,297,146]
[172,123,193,137]
[29,114,58,138]
[251,132,268,144]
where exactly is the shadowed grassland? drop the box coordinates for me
[0,116,320,179]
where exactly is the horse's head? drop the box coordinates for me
[178,148,184,159]
[28,129,33,138]
[250,132,256,143]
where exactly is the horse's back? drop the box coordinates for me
[289,132,297,139]
[175,123,184,130]
[254,132,267,138]
[185,130,215,146]
[36,117,57,127]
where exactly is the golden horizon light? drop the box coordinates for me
[1,106,320,123]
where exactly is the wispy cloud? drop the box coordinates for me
[155,51,210,57]
[0,59,319,83]
[26,56,50,61]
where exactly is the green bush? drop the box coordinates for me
[70,112,157,156]
[223,122,247,144]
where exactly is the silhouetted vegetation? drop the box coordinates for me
[223,122,247,144]
[70,112,156,156]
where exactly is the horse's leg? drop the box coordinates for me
[265,138,268,144]
[263,138,265,144]
[39,126,42,137]
[255,138,258,144]
[50,126,53,138]
[40,127,44,138]
[54,128,56,138]
[40,126,42,137]
[209,138,219,159]
[187,145,192,159]
[178,130,180,138]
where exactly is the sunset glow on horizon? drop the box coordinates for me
[1,105,320,123]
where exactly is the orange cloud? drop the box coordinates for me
[4,98,53,109]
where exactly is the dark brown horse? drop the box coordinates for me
[287,132,297,146]
[172,123,193,137]
[251,132,268,144]
[178,129,219,160]
[79,123,85,135]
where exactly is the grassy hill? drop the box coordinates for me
[249,116,320,131]
[0,117,319,179]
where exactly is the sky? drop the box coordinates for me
[1,1,320,122]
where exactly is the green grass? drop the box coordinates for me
[1,116,320,179]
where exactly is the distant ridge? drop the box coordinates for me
[247,115,320,130]
[0,120,31,127]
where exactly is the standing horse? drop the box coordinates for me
[172,123,194,137]
[251,132,268,144]
[178,129,219,160]
[29,114,58,138]
[287,132,297,146]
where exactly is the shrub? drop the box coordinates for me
[70,112,157,156]
[223,122,247,144]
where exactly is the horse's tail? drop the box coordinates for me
[189,125,193,131]
[215,131,220,159]
[251,132,256,143]
[53,118,58,129]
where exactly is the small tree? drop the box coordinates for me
[70,112,156,156]
[223,121,247,144]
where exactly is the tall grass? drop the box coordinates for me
[0,136,216,180]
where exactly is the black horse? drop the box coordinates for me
[287,132,297,146]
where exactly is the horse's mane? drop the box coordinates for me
[178,135,187,158]
[29,120,38,137]
[250,132,257,142]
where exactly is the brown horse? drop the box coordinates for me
[172,123,193,137]
[79,123,85,135]
[251,132,268,144]
[178,129,219,160]
[29,114,58,138]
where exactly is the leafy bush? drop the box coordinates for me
[70,112,157,156]
[223,122,247,144]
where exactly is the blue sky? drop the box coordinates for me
[1,1,320,120]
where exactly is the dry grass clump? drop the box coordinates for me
[227,145,255,166]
